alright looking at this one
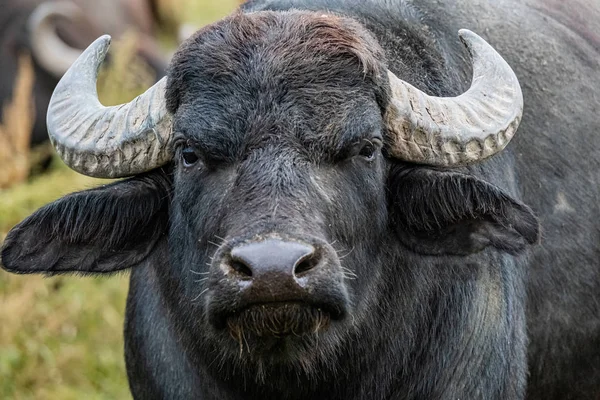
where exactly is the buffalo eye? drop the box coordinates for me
[181,147,199,167]
[358,139,381,161]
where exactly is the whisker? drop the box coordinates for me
[194,277,209,283]
[341,267,357,278]
[338,247,355,259]
[190,270,210,275]
[238,330,244,357]
[242,329,250,354]
[191,287,210,302]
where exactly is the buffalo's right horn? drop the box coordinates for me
[47,35,173,178]
[28,1,85,78]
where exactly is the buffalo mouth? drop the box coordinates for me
[225,302,337,340]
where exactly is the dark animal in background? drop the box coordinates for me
[2,0,600,399]
[0,0,168,147]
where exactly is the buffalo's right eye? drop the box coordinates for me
[359,142,376,160]
[182,148,199,167]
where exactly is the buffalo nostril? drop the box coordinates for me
[294,254,319,276]
[230,259,253,277]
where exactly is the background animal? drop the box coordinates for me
[0,0,168,148]
[1,0,599,398]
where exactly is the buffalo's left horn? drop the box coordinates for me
[385,29,523,166]
[47,35,173,178]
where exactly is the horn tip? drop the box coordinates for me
[88,35,112,61]
[457,29,480,45]
[97,35,112,46]
[457,29,490,59]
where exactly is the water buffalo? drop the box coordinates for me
[2,0,599,398]
[0,0,168,147]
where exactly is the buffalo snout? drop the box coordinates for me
[207,236,349,341]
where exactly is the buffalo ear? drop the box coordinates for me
[389,167,540,256]
[1,169,171,275]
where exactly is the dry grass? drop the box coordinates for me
[97,31,157,106]
[0,1,240,399]
[0,54,35,189]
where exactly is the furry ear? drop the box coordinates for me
[388,166,540,256]
[1,170,171,275]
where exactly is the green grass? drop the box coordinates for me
[0,1,238,398]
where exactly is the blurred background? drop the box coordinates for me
[0,0,241,398]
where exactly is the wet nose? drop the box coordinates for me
[228,239,318,278]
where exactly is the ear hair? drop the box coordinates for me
[1,169,172,275]
[388,166,540,255]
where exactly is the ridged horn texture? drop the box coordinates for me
[47,35,173,178]
[28,1,84,78]
[385,29,523,166]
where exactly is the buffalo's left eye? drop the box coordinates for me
[358,141,377,161]
[182,148,199,167]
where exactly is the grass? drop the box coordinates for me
[0,160,130,400]
[0,1,239,398]
[0,53,34,189]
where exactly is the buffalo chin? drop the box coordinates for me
[227,302,331,338]
[225,302,331,354]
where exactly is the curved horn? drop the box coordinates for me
[47,35,173,178]
[385,29,523,166]
[28,1,85,78]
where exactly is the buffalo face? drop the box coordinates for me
[163,11,391,366]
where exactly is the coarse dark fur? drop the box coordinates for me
[2,0,600,399]
[0,0,167,147]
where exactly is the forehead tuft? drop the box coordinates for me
[166,10,387,113]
